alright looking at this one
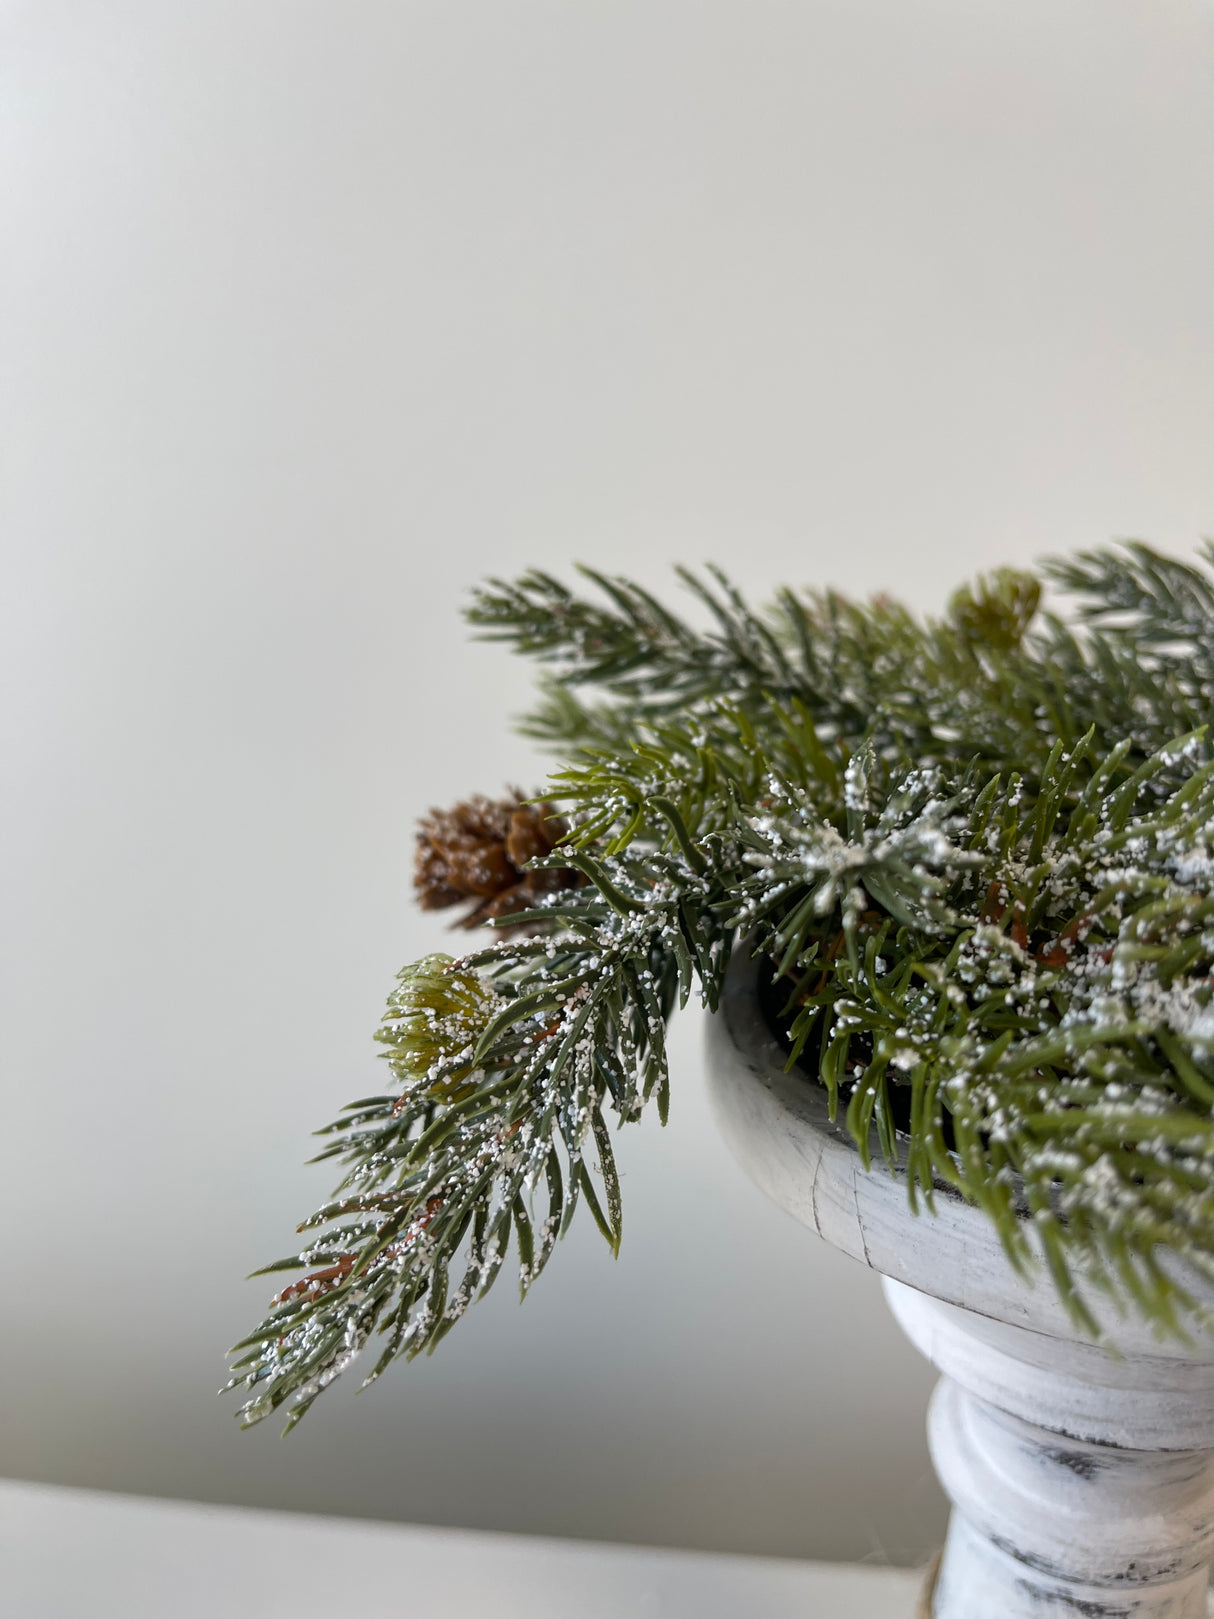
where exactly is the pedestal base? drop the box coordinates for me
[886,1280,1214,1618]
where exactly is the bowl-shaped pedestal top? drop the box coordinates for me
[705,944,1214,1365]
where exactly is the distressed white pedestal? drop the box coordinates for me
[889,1280,1214,1617]
[706,952,1214,1618]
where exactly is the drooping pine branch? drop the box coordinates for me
[228,852,736,1430]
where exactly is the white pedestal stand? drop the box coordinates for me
[888,1280,1214,1617]
[705,953,1214,1618]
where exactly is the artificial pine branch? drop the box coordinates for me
[228,849,732,1429]
[230,543,1214,1430]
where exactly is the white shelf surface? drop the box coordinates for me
[1,1478,921,1618]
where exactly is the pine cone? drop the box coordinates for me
[414,792,580,929]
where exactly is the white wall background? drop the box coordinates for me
[3,0,1214,1570]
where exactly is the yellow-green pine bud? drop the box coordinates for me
[376,953,500,1095]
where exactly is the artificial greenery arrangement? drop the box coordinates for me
[229,542,1214,1431]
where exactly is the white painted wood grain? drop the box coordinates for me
[893,1284,1214,1617]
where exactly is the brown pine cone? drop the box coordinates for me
[414,792,581,929]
